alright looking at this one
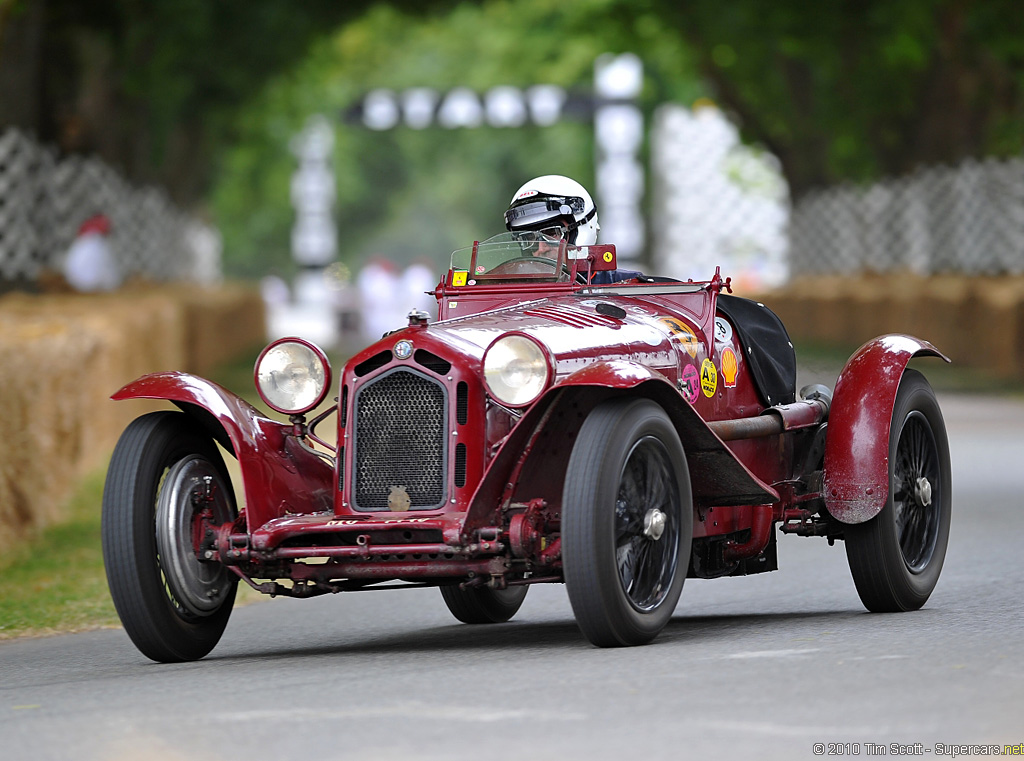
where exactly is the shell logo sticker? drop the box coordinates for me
[657,317,699,357]
[603,251,614,263]
[679,364,699,404]
[700,358,718,397]
[721,347,738,388]
[451,270,468,287]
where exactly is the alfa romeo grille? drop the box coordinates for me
[353,368,447,511]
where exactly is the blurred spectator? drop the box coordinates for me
[261,273,290,308]
[402,260,438,318]
[63,214,120,292]
[357,258,403,340]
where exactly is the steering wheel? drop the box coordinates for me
[487,256,586,283]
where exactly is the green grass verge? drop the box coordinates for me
[0,469,119,638]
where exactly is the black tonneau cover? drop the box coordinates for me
[717,295,797,407]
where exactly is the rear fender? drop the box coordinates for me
[113,372,334,529]
[461,360,779,539]
[824,335,949,524]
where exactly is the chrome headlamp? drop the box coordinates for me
[483,334,552,407]
[254,338,332,415]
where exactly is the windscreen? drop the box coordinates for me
[449,232,580,284]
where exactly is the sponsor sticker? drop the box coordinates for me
[679,364,700,404]
[721,347,738,388]
[603,251,614,263]
[475,265,486,274]
[657,317,699,357]
[452,270,468,287]
[700,358,718,397]
[714,316,733,345]
[448,301,458,309]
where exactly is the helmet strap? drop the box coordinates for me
[563,207,597,244]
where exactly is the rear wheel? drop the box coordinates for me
[845,370,951,611]
[563,398,693,647]
[102,411,237,662]
[440,584,528,624]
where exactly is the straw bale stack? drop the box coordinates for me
[0,285,264,554]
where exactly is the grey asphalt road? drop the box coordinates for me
[2,390,1022,761]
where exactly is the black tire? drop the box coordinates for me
[845,369,951,612]
[102,411,238,662]
[439,584,529,624]
[563,398,693,647]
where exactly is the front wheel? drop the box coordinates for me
[845,370,951,612]
[440,584,528,624]
[563,398,693,647]
[102,411,238,662]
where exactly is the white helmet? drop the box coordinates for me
[504,175,600,246]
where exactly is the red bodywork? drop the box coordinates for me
[113,245,946,594]
[823,335,948,523]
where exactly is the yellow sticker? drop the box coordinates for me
[700,358,718,397]
[721,347,738,388]
[603,251,614,262]
[657,317,699,358]
[452,270,468,287]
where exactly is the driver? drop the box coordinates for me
[503,175,643,283]
[504,175,600,250]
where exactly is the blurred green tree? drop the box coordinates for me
[0,0,455,204]
[6,0,1021,277]
[645,0,1024,195]
[210,0,701,278]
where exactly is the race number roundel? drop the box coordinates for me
[700,358,718,397]
[680,363,699,404]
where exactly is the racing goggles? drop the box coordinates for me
[504,195,586,232]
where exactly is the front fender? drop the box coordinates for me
[461,360,778,538]
[824,335,949,524]
[113,372,333,529]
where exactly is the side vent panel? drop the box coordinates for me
[456,382,468,425]
[415,349,452,376]
[454,443,467,488]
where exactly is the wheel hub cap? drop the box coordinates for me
[914,476,932,507]
[643,508,667,541]
[156,455,233,617]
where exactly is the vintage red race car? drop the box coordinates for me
[102,233,951,662]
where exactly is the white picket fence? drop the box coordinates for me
[789,156,1024,276]
[652,104,1024,282]
[0,128,220,284]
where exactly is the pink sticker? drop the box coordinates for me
[680,364,699,404]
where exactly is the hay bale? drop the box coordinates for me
[0,285,264,555]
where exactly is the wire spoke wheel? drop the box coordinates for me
[614,438,680,611]
[892,412,941,573]
[845,370,951,612]
[563,398,692,647]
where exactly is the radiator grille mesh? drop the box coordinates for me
[354,369,447,510]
